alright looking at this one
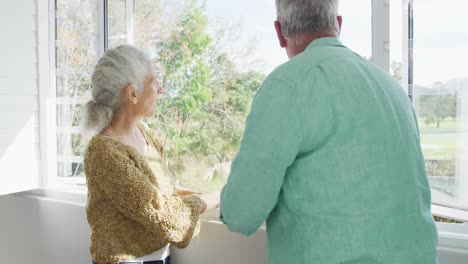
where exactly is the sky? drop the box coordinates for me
[204,0,468,87]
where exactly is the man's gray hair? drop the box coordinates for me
[81,45,154,135]
[276,0,339,37]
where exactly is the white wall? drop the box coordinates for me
[0,0,43,195]
[0,194,90,263]
[0,194,467,264]
[0,194,267,264]
[172,221,266,264]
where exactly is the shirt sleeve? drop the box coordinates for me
[219,77,302,235]
[85,141,203,248]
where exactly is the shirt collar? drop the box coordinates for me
[305,37,345,51]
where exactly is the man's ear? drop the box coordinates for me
[274,20,287,48]
[337,15,343,34]
[124,84,138,104]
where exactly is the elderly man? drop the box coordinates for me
[219,0,438,263]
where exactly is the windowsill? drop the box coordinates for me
[15,185,468,251]
[432,204,468,223]
[16,184,88,206]
[15,184,223,222]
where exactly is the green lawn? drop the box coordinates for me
[418,118,458,130]
[418,118,458,160]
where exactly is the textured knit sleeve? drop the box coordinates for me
[85,140,203,248]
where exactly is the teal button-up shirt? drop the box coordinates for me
[220,38,438,263]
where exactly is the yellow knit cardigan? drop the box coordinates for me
[84,123,203,264]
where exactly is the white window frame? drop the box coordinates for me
[37,0,468,246]
[125,0,134,45]
[371,1,468,250]
[97,0,108,58]
[48,0,134,188]
[39,0,57,188]
[46,0,87,188]
[371,0,390,72]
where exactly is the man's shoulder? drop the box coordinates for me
[270,44,353,78]
[266,53,328,89]
[267,58,313,87]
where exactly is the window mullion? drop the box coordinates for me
[97,0,108,58]
[44,0,58,187]
[125,0,134,45]
[371,0,390,72]
[407,0,414,100]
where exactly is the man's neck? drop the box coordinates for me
[286,30,338,58]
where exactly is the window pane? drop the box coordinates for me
[339,1,372,59]
[56,0,97,177]
[108,0,128,48]
[57,133,86,177]
[134,0,276,192]
[413,0,468,210]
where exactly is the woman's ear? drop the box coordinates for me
[124,84,138,104]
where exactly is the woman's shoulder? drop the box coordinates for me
[85,135,130,161]
[87,134,119,149]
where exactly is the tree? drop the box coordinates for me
[420,82,457,128]
[139,0,266,185]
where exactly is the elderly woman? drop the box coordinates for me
[82,45,220,264]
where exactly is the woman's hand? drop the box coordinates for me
[175,184,201,196]
[198,190,221,213]
[176,187,201,195]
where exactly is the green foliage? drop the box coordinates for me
[433,216,463,224]
[425,158,456,177]
[144,0,266,186]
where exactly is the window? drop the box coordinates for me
[54,0,375,193]
[54,0,271,192]
[410,0,468,212]
[390,0,468,221]
[108,0,132,48]
[55,0,133,180]
[55,0,97,178]
[52,0,468,221]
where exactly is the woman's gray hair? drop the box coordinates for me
[276,0,339,37]
[81,44,153,136]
